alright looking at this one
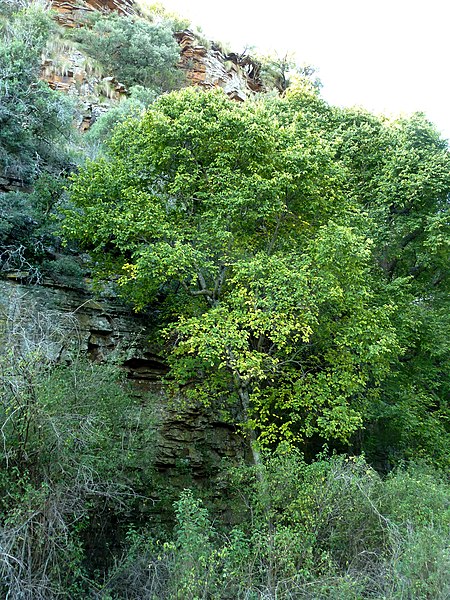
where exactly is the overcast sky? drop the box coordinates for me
[155,0,450,140]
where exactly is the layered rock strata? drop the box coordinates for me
[42,1,263,130]
[51,0,136,28]
[175,30,264,101]
[0,277,244,476]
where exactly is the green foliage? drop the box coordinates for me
[97,453,450,599]
[86,85,157,151]
[0,173,68,281]
[2,3,449,599]
[64,87,404,453]
[137,1,191,31]
[221,453,386,586]
[72,12,183,92]
[168,489,219,598]
[0,300,159,598]
[43,254,83,278]
[0,3,75,184]
[326,106,450,469]
[0,3,79,282]
[259,52,321,93]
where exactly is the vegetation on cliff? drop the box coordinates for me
[0,1,449,598]
[70,11,183,91]
[65,86,450,472]
[0,4,74,185]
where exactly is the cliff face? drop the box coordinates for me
[41,47,127,131]
[175,30,264,101]
[51,0,136,28]
[43,0,132,131]
[42,0,263,130]
[0,278,245,477]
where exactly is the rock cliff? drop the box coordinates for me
[43,0,132,130]
[175,30,264,101]
[0,277,245,477]
[51,0,136,28]
[42,0,263,130]
[41,47,127,131]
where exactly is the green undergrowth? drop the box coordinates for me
[97,453,450,600]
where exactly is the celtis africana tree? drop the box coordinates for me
[64,87,416,462]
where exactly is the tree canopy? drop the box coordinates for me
[63,85,450,463]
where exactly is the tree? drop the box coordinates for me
[64,88,400,461]
[259,52,321,94]
[328,107,450,468]
[269,87,450,467]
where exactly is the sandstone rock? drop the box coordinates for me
[41,47,127,131]
[51,0,136,28]
[175,30,264,101]
[42,4,265,133]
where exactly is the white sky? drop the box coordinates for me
[155,0,450,140]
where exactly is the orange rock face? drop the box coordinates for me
[43,1,131,129]
[175,30,264,101]
[42,49,127,131]
[42,3,264,132]
[51,0,135,27]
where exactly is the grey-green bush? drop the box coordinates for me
[0,4,75,184]
[72,13,183,92]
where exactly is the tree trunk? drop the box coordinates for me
[237,384,262,468]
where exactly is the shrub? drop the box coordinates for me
[0,299,160,598]
[97,453,449,599]
[0,173,68,281]
[0,4,75,184]
[85,85,157,152]
[72,13,184,92]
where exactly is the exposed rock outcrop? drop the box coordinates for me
[0,278,245,477]
[42,0,132,130]
[42,2,264,129]
[175,30,264,101]
[51,0,136,28]
[41,48,127,131]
